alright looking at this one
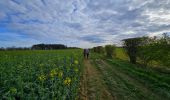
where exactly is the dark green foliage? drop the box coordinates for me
[123,38,142,64]
[156,33,170,66]
[105,45,116,58]
[93,46,105,54]
[137,37,155,66]
[137,33,170,67]
[31,44,67,50]
[123,33,170,67]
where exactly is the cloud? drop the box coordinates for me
[64,22,83,31]
[80,34,105,43]
[0,0,170,48]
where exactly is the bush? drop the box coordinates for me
[123,38,142,64]
[93,46,105,54]
[137,33,170,67]
[123,33,170,67]
[105,45,116,58]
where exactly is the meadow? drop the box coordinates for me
[0,49,83,99]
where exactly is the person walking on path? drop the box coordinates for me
[83,49,86,58]
[86,49,89,59]
[83,49,90,59]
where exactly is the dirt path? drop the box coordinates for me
[79,56,168,100]
[79,59,113,100]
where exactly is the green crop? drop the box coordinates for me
[0,49,83,100]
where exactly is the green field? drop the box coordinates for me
[0,49,170,100]
[0,50,83,99]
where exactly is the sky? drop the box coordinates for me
[0,0,170,48]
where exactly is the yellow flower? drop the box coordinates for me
[64,77,71,86]
[50,69,57,78]
[74,60,79,65]
[38,74,46,81]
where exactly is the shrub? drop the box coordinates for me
[93,46,105,54]
[105,45,116,58]
[136,33,170,67]
[123,38,142,64]
[123,33,170,67]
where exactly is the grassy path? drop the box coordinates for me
[94,59,162,100]
[79,59,113,100]
[79,55,170,100]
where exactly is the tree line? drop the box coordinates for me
[92,33,170,67]
[31,44,67,50]
[0,44,79,51]
[123,33,170,67]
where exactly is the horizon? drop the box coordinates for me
[1,0,170,48]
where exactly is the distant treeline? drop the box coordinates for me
[31,44,67,50]
[0,47,30,51]
[0,44,79,51]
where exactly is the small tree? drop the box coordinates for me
[105,45,116,58]
[123,38,142,64]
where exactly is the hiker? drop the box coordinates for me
[83,49,86,58]
[83,49,90,59]
[86,49,89,59]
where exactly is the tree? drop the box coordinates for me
[123,38,142,64]
[135,34,170,67]
[93,46,105,54]
[105,45,116,58]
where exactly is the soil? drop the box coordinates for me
[79,59,113,100]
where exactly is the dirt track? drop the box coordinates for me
[79,58,164,100]
[79,59,113,100]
